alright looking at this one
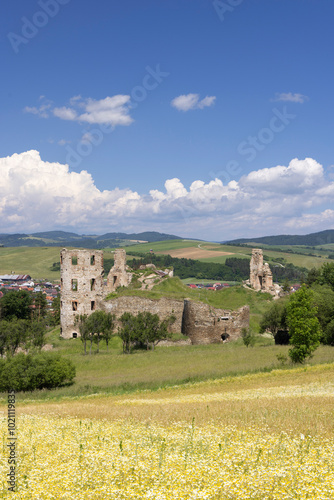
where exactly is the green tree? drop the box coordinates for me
[282,278,290,293]
[0,321,8,358]
[320,263,334,290]
[306,267,320,287]
[86,311,107,353]
[47,294,60,326]
[286,285,321,363]
[103,312,116,352]
[259,300,287,336]
[136,312,161,350]
[118,313,137,353]
[32,292,48,320]
[118,312,175,353]
[324,318,334,345]
[27,319,47,350]
[0,290,32,320]
[0,318,47,357]
[2,319,28,357]
[311,284,334,341]
[75,314,90,355]
[307,262,334,290]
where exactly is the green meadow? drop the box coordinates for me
[5,323,334,403]
[0,247,62,281]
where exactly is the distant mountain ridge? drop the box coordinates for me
[225,229,334,246]
[0,231,183,248]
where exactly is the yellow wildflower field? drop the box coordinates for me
[1,364,333,499]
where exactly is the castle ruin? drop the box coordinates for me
[182,300,250,344]
[60,248,250,343]
[106,248,132,292]
[249,248,273,292]
[60,248,105,338]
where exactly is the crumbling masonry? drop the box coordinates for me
[249,248,273,292]
[106,248,132,292]
[60,248,105,339]
[60,248,250,342]
[182,300,249,344]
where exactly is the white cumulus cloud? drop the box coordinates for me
[171,93,216,111]
[0,151,333,240]
[242,158,324,193]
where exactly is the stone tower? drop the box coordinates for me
[249,248,273,292]
[107,249,132,292]
[60,248,104,339]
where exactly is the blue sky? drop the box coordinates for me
[1,0,334,240]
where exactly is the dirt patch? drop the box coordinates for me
[157,247,234,259]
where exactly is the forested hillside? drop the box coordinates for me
[226,229,334,246]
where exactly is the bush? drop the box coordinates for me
[241,328,255,348]
[0,353,76,392]
[274,329,290,345]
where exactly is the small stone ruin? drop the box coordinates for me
[248,248,281,296]
[250,248,273,291]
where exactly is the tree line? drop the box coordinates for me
[75,310,176,354]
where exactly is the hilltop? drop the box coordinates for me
[225,229,334,247]
[0,231,183,248]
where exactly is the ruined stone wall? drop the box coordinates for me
[102,296,249,343]
[250,248,273,292]
[102,296,184,332]
[107,249,132,292]
[60,249,104,339]
[182,300,250,344]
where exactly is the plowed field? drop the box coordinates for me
[157,246,234,259]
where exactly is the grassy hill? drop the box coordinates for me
[0,247,62,281]
[1,236,331,281]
